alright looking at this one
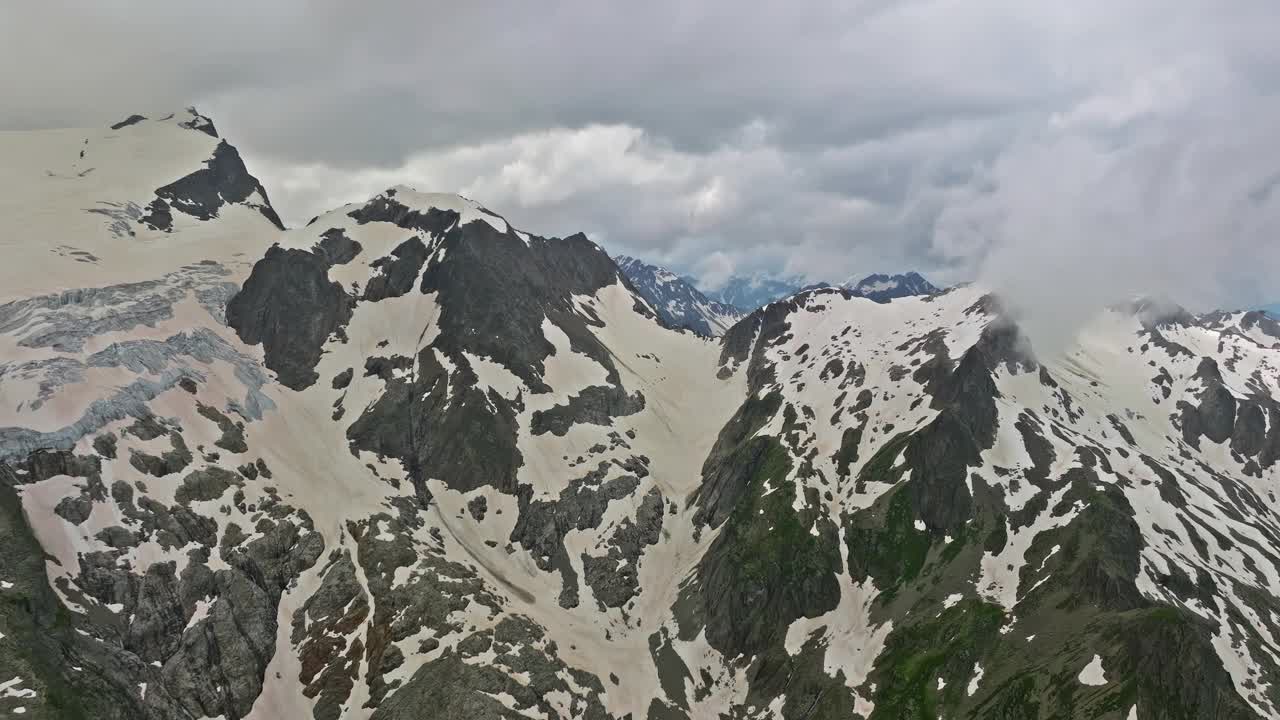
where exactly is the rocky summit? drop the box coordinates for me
[2,112,1280,720]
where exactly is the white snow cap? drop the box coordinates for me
[381,185,509,234]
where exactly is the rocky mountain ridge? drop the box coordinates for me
[2,111,1279,720]
[657,269,939,314]
[613,255,743,337]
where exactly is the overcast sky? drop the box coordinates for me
[3,0,1278,332]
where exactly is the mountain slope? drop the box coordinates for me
[682,287,1280,718]
[843,271,940,302]
[3,114,1280,720]
[613,255,743,336]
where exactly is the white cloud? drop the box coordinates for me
[694,251,737,291]
[932,68,1280,351]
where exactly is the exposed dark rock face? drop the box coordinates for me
[21,447,102,483]
[688,294,1037,699]
[160,568,277,718]
[1232,401,1266,456]
[227,246,355,390]
[362,354,413,381]
[173,466,241,504]
[1179,358,1240,448]
[177,108,219,137]
[1196,361,1238,444]
[613,254,742,337]
[690,392,783,530]
[54,493,94,524]
[718,291,807,383]
[1262,406,1280,469]
[346,193,458,236]
[196,402,247,453]
[833,423,864,479]
[346,347,524,498]
[2,431,322,720]
[129,433,193,477]
[362,236,429,302]
[582,487,664,608]
[151,141,284,230]
[230,192,643,521]
[331,367,354,390]
[690,305,858,663]
[510,464,642,604]
[858,320,1033,552]
[530,385,646,436]
[111,114,148,130]
[334,203,646,515]
[313,227,362,265]
[467,495,488,522]
[292,551,369,720]
[415,220,627,394]
[685,437,842,660]
[141,198,175,231]
[0,472,112,720]
[125,415,172,441]
[368,617,609,720]
[315,509,508,713]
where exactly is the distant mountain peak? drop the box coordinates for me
[704,274,810,312]
[842,271,939,302]
[613,254,743,336]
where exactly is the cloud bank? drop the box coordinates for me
[3,0,1278,336]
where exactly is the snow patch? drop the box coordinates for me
[967,664,984,696]
[1078,654,1107,686]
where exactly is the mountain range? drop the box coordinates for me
[702,274,811,312]
[613,255,743,336]
[2,110,1280,720]
[617,260,940,333]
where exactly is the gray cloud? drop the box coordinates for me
[3,0,1278,331]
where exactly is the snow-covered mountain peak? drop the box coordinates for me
[374,185,510,233]
[0,111,282,300]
